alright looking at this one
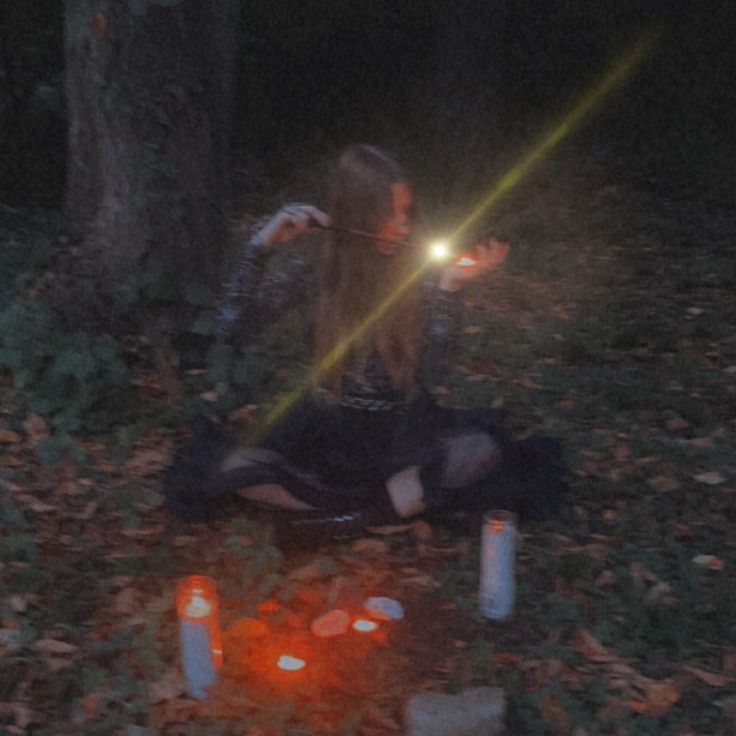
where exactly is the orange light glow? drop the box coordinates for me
[352,619,378,633]
[489,519,505,533]
[456,256,477,267]
[277,655,306,671]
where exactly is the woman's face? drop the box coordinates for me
[376,181,412,255]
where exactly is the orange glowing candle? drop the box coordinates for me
[176,575,223,699]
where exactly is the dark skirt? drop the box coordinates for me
[163,393,567,522]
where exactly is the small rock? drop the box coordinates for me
[694,471,726,485]
[404,687,506,736]
[351,538,388,556]
[311,609,350,638]
[364,597,404,621]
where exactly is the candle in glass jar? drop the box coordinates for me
[479,511,517,620]
[176,575,222,699]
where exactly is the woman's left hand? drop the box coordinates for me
[439,237,510,291]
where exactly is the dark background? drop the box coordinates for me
[1,1,734,211]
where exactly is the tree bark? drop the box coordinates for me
[64,0,239,295]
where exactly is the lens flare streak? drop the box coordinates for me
[244,30,658,444]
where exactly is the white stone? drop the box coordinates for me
[404,686,506,736]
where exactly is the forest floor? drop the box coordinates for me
[1,135,735,735]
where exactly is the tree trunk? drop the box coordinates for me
[64,0,239,297]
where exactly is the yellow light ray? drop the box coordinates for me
[450,29,659,241]
[244,30,658,444]
[249,258,430,442]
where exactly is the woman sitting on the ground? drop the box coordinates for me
[165,144,567,537]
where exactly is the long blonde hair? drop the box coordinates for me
[314,145,424,397]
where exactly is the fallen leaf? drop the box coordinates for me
[694,471,726,485]
[572,629,618,663]
[30,638,78,654]
[82,691,102,720]
[288,558,338,581]
[647,475,680,492]
[626,677,680,716]
[541,691,570,734]
[351,539,388,556]
[0,430,20,443]
[22,413,49,445]
[595,570,615,587]
[124,447,171,476]
[692,554,725,571]
[410,519,433,543]
[681,665,732,687]
[149,668,186,703]
[665,416,689,431]
[362,702,401,731]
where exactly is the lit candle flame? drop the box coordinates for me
[277,655,306,671]
[352,619,378,633]
[184,593,212,618]
[429,241,450,260]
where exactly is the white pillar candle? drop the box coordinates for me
[176,576,221,699]
[479,511,517,620]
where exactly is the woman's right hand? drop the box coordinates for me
[253,203,330,247]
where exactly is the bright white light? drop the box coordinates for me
[429,241,450,260]
[277,655,306,671]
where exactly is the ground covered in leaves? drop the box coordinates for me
[1,138,735,735]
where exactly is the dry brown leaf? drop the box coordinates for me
[692,554,725,571]
[626,677,679,716]
[629,561,659,585]
[16,494,56,512]
[681,665,732,687]
[722,648,736,674]
[362,702,401,731]
[541,691,570,735]
[82,691,102,720]
[516,372,541,389]
[665,416,689,431]
[410,520,433,543]
[685,436,714,448]
[0,430,21,443]
[572,629,618,663]
[124,446,172,476]
[647,475,681,492]
[595,570,615,587]
[113,587,141,615]
[149,667,186,703]
[22,413,49,444]
[351,539,389,556]
[30,638,78,654]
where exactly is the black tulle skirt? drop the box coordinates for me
[163,392,568,522]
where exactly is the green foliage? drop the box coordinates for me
[0,298,129,433]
